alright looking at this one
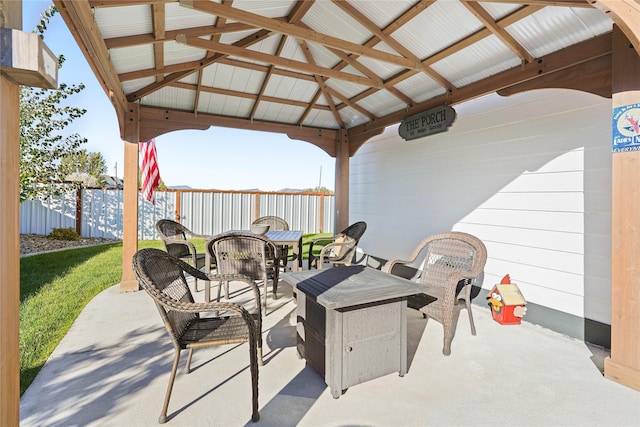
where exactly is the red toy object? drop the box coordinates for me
[487,274,527,325]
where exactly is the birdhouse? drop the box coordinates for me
[486,275,527,325]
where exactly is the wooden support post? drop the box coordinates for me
[120,103,140,292]
[0,66,21,427]
[1,2,23,424]
[604,25,640,392]
[334,129,350,233]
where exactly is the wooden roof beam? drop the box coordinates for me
[332,0,454,91]
[127,28,271,101]
[138,106,340,156]
[179,36,383,89]
[180,0,425,71]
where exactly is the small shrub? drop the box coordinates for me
[48,227,79,241]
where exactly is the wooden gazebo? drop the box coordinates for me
[2,0,639,423]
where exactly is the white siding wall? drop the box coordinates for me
[350,89,612,325]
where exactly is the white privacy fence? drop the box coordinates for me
[20,189,334,239]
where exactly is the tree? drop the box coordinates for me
[19,5,88,202]
[305,186,334,194]
[59,149,107,187]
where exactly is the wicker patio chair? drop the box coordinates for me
[132,248,262,424]
[308,221,367,270]
[382,231,487,356]
[252,216,292,271]
[207,232,280,313]
[156,219,210,292]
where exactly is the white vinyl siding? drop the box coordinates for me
[350,89,612,324]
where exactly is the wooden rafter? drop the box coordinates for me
[462,1,535,63]
[178,36,383,89]
[332,0,454,90]
[127,29,271,101]
[180,0,426,71]
[299,39,343,125]
[249,1,314,121]
[151,2,165,83]
[104,22,256,49]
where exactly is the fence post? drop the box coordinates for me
[319,194,324,233]
[254,193,260,221]
[75,185,82,236]
[175,190,181,222]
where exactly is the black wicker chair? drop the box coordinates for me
[208,232,280,313]
[155,219,209,291]
[252,215,293,271]
[132,248,262,424]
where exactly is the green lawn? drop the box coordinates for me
[19,234,329,395]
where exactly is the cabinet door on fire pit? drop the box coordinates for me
[341,300,405,388]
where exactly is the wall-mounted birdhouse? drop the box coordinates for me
[487,275,527,325]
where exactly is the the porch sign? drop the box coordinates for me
[612,103,640,152]
[399,105,456,141]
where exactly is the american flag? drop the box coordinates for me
[140,139,161,204]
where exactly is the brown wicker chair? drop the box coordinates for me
[308,221,367,270]
[382,231,487,356]
[207,232,280,313]
[252,215,292,271]
[132,248,262,424]
[156,219,209,291]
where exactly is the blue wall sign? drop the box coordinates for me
[612,103,640,153]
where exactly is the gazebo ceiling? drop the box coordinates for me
[54,0,616,155]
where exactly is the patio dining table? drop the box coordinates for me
[204,229,303,302]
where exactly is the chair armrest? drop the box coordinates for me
[179,261,263,314]
[185,231,208,239]
[318,241,354,261]
[163,238,198,254]
[308,236,338,254]
[382,258,415,274]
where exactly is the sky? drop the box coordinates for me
[21,0,336,191]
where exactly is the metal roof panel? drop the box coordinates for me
[141,86,196,111]
[253,100,304,124]
[166,1,216,31]
[110,45,154,74]
[508,7,612,58]
[264,74,319,103]
[432,35,521,87]
[197,91,254,117]
[303,1,373,46]
[94,5,151,39]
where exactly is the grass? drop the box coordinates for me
[19,234,330,395]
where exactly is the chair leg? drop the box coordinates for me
[217,281,223,302]
[271,270,279,300]
[185,348,194,373]
[159,349,181,424]
[460,284,476,336]
[248,328,260,422]
[466,299,476,336]
[442,316,453,356]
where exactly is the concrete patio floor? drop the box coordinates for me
[20,276,640,427]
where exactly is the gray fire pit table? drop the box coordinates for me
[281,265,425,398]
